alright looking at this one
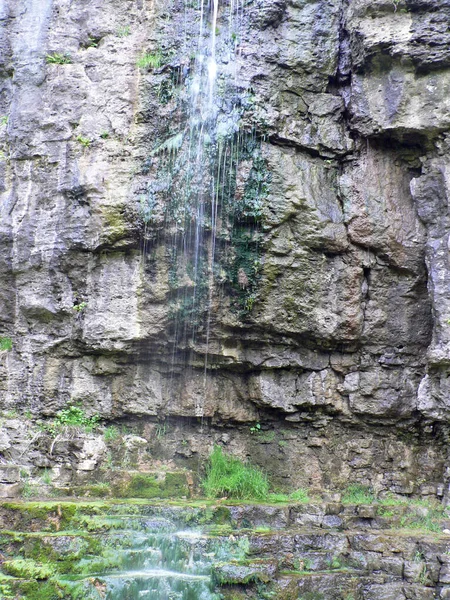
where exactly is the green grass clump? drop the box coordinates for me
[116,25,131,37]
[290,488,309,502]
[103,425,120,441]
[400,514,442,533]
[342,484,375,504]
[268,487,310,504]
[0,337,12,351]
[44,405,100,434]
[57,405,99,430]
[202,446,269,500]
[137,51,163,69]
[46,53,72,64]
[75,135,90,148]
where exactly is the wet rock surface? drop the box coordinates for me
[1,499,450,599]
[1,0,450,494]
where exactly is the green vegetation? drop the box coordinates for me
[342,484,375,504]
[3,558,54,580]
[0,337,12,351]
[400,512,442,533]
[46,53,72,65]
[156,422,168,438]
[116,472,189,499]
[268,488,309,504]
[116,25,131,37]
[21,480,39,499]
[137,51,163,69]
[75,135,91,148]
[41,470,52,485]
[99,131,109,139]
[249,423,261,435]
[103,425,120,442]
[72,301,87,312]
[202,446,269,500]
[46,405,100,433]
[0,115,7,126]
[85,36,100,48]
[290,488,310,502]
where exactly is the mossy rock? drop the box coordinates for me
[213,559,277,585]
[2,558,54,579]
[114,472,189,499]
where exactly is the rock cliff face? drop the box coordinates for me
[1,0,450,496]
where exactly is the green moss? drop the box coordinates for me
[101,205,129,242]
[3,558,54,579]
[75,483,111,498]
[115,472,189,499]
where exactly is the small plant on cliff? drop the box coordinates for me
[0,115,7,126]
[202,445,269,500]
[41,468,53,485]
[342,484,375,504]
[76,135,91,148]
[103,425,120,441]
[46,52,72,64]
[116,25,131,37]
[54,405,100,432]
[249,422,261,435]
[137,51,163,69]
[0,337,12,351]
[73,301,87,312]
[290,487,309,502]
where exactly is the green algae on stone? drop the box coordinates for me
[2,558,54,580]
[114,472,190,499]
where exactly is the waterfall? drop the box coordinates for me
[141,0,269,416]
[60,513,239,600]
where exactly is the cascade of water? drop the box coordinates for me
[61,515,246,600]
[141,0,269,420]
[167,0,246,417]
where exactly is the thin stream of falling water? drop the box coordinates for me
[140,0,254,423]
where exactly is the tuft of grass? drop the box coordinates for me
[85,36,100,48]
[137,51,163,69]
[103,425,120,442]
[202,446,269,500]
[46,52,72,64]
[268,487,310,504]
[76,135,91,148]
[0,337,12,351]
[0,115,7,126]
[378,494,407,507]
[342,484,375,504]
[400,514,442,533]
[290,488,309,502]
[116,25,131,37]
[41,469,52,485]
[99,131,110,139]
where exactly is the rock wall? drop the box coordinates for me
[1,0,450,495]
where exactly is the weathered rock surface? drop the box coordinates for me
[0,0,450,494]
